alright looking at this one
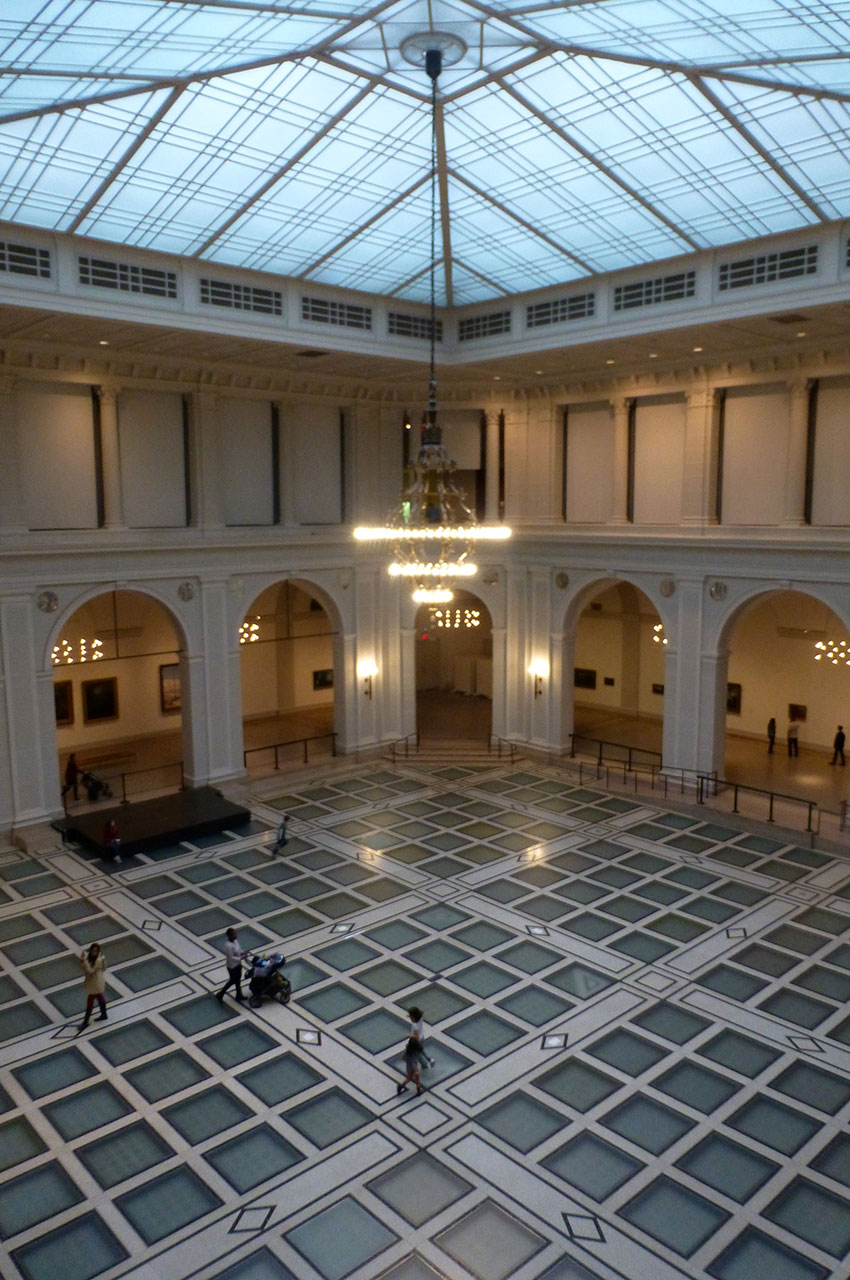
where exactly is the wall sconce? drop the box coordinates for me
[358,660,378,699]
[528,658,549,699]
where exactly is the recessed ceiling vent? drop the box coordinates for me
[718,245,817,291]
[458,310,511,342]
[388,312,443,342]
[0,240,50,279]
[200,278,281,315]
[771,312,811,325]
[527,292,595,328]
[613,271,695,312]
[78,256,177,299]
[301,296,372,330]
[295,349,329,358]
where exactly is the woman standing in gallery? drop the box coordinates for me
[76,942,107,1033]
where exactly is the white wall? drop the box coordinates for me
[566,403,613,523]
[292,403,342,524]
[219,397,274,526]
[812,376,850,527]
[119,389,186,527]
[19,383,97,529]
[721,384,789,525]
[633,396,685,525]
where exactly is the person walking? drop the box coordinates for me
[397,1006,431,1096]
[76,942,107,1033]
[787,717,800,758]
[767,718,776,754]
[272,815,288,854]
[831,725,846,765]
[63,752,80,801]
[217,927,244,1003]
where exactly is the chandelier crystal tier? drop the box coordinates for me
[353,36,511,604]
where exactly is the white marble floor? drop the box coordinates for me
[1,757,849,1280]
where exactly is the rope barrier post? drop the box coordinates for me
[732,785,739,814]
[767,792,774,822]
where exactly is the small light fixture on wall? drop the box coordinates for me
[358,660,379,698]
[529,658,549,699]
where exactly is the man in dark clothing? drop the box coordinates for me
[831,726,846,766]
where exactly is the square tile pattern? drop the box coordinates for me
[1,760,850,1279]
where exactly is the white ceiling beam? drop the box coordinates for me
[300,174,430,277]
[449,168,594,274]
[67,87,184,234]
[692,76,829,222]
[500,78,700,252]
[192,80,379,258]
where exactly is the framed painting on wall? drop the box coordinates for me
[726,683,742,715]
[54,681,73,727]
[789,703,807,722]
[574,668,597,690]
[312,669,333,690]
[159,663,182,714]
[82,676,118,724]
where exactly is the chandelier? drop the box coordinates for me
[354,38,510,604]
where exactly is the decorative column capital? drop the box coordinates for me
[95,383,120,406]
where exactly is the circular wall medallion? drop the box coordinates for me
[36,591,58,613]
[708,580,727,601]
[482,569,499,586]
[400,31,468,67]
[554,571,570,590]
[177,581,195,602]
[659,578,675,597]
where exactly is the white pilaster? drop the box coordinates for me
[187,391,224,529]
[0,595,61,825]
[609,397,630,524]
[97,384,125,528]
[182,578,244,786]
[783,379,810,526]
[681,379,719,526]
[485,411,500,522]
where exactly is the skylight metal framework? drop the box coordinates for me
[0,0,849,303]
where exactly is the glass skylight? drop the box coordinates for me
[0,0,847,303]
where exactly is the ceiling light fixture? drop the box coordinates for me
[353,38,510,604]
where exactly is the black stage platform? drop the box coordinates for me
[54,786,252,858]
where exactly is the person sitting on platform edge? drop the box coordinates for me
[102,817,121,864]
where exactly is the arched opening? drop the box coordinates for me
[571,581,665,755]
[240,580,337,769]
[722,590,850,804]
[415,590,493,743]
[53,589,184,804]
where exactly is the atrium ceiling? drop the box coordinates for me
[1,0,850,308]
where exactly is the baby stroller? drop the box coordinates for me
[244,953,291,1008]
[81,771,113,802]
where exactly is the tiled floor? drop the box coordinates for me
[3,758,850,1279]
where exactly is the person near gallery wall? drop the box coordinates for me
[831,725,846,766]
